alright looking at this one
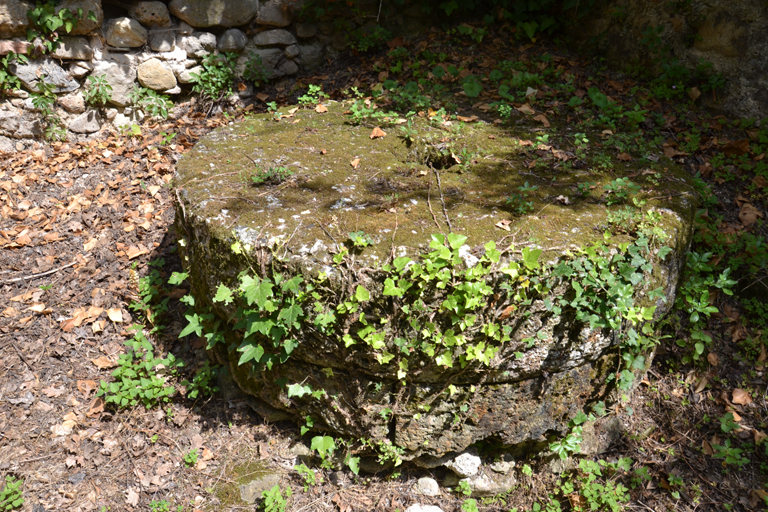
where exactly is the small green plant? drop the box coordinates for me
[190,53,238,102]
[348,231,374,249]
[182,361,219,399]
[128,85,173,120]
[603,178,641,206]
[712,439,749,468]
[719,412,739,434]
[97,327,183,409]
[27,1,96,52]
[506,181,538,215]
[243,52,270,87]
[349,25,392,52]
[0,53,26,95]
[298,84,328,107]
[149,500,171,512]
[457,479,473,496]
[260,485,292,512]
[461,498,479,512]
[30,78,66,141]
[251,165,294,185]
[294,463,318,491]
[0,476,23,512]
[183,448,199,467]
[82,75,113,107]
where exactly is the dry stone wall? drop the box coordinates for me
[0,0,392,152]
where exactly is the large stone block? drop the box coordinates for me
[173,104,696,462]
[51,36,93,60]
[92,55,137,106]
[137,57,177,91]
[256,0,292,27]
[0,0,34,38]
[168,0,259,28]
[56,0,103,36]
[8,57,79,94]
[105,17,148,48]
[128,1,172,28]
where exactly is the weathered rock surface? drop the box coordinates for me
[105,17,148,48]
[566,0,768,118]
[93,55,137,106]
[149,29,175,52]
[239,471,280,503]
[129,1,172,28]
[0,108,42,138]
[68,110,102,133]
[57,0,103,35]
[405,505,444,512]
[0,0,34,38]
[51,36,93,60]
[169,0,259,28]
[9,57,80,94]
[415,477,440,497]
[57,92,86,114]
[257,0,292,27]
[178,32,216,58]
[137,58,177,91]
[218,28,247,53]
[174,104,696,461]
[253,29,296,47]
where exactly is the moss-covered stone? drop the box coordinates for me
[174,101,696,462]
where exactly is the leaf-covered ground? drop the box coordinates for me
[1,21,767,512]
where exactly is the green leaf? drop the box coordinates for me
[237,342,265,366]
[168,271,189,285]
[179,312,203,337]
[287,383,312,398]
[355,285,370,302]
[278,303,303,329]
[383,278,404,297]
[310,435,336,455]
[240,275,273,309]
[522,247,542,270]
[345,455,360,475]
[657,246,673,260]
[213,283,234,305]
[447,233,468,250]
[435,350,453,367]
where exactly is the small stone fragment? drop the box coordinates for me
[239,473,280,504]
[68,110,102,133]
[257,0,292,27]
[253,29,296,47]
[129,1,172,28]
[405,505,444,512]
[218,28,248,52]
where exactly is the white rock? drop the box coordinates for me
[444,450,481,478]
[105,17,148,48]
[405,505,444,512]
[68,110,102,133]
[137,58,177,91]
[415,477,440,497]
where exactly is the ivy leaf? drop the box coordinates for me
[168,272,189,285]
[278,303,303,329]
[287,383,312,398]
[522,247,542,270]
[179,312,203,338]
[657,246,673,260]
[345,455,361,475]
[213,283,234,305]
[237,342,265,366]
[310,435,336,455]
[240,275,273,309]
[383,278,404,297]
[282,338,299,355]
[435,351,453,368]
[447,233,468,250]
[355,285,370,302]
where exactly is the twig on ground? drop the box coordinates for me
[433,168,453,233]
[1,255,89,285]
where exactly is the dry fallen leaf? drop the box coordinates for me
[707,352,719,366]
[126,487,140,507]
[41,386,64,397]
[83,238,98,251]
[369,126,386,139]
[617,152,632,161]
[126,246,149,260]
[515,104,535,115]
[350,158,360,169]
[754,430,767,445]
[91,355,117,369]
[87,397,105,417]
[688,87,701,101]
[315,104,328,113]
[51,419,76,437]
[721,138,749,157]
[495,219,511,231]
[457,115,478,122]
[107,308,123,323]
[77,380,99,397]
[739,203,763,227]
[702,439,714,456]
[532,114,550,127]
[732,388,753,405]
